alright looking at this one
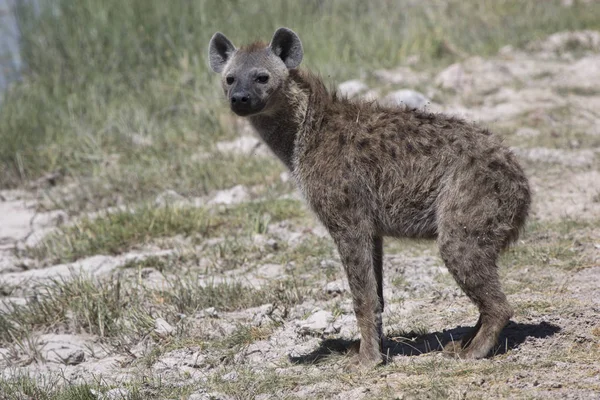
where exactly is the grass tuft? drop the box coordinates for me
[0,275,153,344]
[28,198,306,263]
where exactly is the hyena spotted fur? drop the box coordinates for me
[208,28,531,367]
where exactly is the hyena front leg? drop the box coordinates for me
[331,229,383,367]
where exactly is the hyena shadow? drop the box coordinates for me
[289,321,560,364]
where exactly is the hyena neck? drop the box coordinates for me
[248,70,328,171]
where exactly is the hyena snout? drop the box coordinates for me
[230,91,261,116]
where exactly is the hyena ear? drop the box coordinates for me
[269,27,303,69]
[208,32,236,73]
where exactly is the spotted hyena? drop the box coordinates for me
[208,28,531,367]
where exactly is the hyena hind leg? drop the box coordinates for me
[439,235,513,359]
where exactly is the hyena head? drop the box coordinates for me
[208,28,303,117]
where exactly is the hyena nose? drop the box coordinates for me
[230,92,253,116]
[231,92,250,105]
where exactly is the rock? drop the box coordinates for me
[36,334,103,364]
[154,189,185,206]
[209,185,249,205]
[154,318,175,338]
[252,303,285,326]
[335,314,358,338]
[130,133,153,147]
[152,349,208,377]
[182,351,207,368]
[202,307,219,318]
[253,235,279,251]
[43,209,69,226]
[325,280,345,295]
[254,263,284,279]
[337,80,368,98]
[222,371,239,381]
[64,349,85,365]
[265,238,279,251]
[383,89,430,109]
[298,309,334,336]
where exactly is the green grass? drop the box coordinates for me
[0,270,309,345]
[28,206,211,262]
[1,0,600,205]
[0,275,154,344]
[0,377,102,400]
[0,374,200,400]
[219,324,277,350]
[28,198,306,263]
[501,218,596,271]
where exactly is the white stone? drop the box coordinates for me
[222,371,239,381]
[130,133,153,147]
[383,89,430,109]
[337,80,368,98]
[298,309,334,335]
[203,307,219,318]
[209,185,249,205]
[325,280,345,295]
[154,318,175,338]
[154,189,185,206]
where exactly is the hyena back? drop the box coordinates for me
[208,28,531,367]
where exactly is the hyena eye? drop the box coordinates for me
[256,74,269,83]
[226,76,235,85]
